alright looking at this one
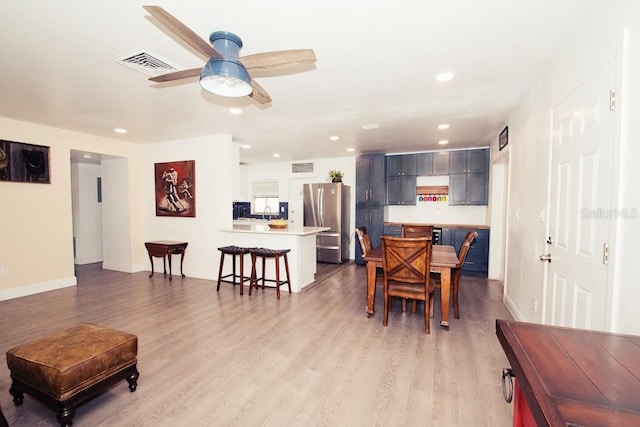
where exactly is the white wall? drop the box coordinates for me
[501,0,640,334]
[611,22,640,333]
[142,134,235,280]
[488,152,509,281]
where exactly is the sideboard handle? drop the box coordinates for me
[502,368,514,403]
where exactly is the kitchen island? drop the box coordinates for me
[218,224,330,292]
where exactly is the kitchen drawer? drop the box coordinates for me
[316,232,340,246]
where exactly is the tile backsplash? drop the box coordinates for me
[232,201,288,220]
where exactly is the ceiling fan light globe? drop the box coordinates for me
[200,58,252,97]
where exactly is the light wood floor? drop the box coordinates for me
[0,262,513,426]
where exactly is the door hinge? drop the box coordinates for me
[603,243,609,265]
[610,90,615,111]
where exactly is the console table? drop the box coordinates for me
[144,241,188,281]
[496,319,640,426]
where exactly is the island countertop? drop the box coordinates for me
[224,224,330,236]
[218,224,331,293]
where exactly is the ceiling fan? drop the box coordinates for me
[143,5,316,104]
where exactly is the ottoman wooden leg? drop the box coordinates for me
[56,406,75,427]
[126,366,140,392]
[9,381,24,405]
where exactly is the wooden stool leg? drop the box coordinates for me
[231,255,237,286]
[275,254,280,300]
[249,253,257,296]
[216,252,225,291]
[283,253,292,293]
[261,256,266,289]
[239,252,244,295]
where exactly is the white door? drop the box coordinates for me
[544,60,616,331]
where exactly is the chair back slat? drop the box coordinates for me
[401,225,434,239]
[458,231,478,265]
[355,226,373,256]
[381,236,432,286]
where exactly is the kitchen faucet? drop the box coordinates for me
[263,205,272,220]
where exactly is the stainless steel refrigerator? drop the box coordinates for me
[303,183,350,263]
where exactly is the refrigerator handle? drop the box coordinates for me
[318,186,324,226]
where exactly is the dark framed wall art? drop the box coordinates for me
[154,160,196,217]
[0,139,50,183]
[499,126,509,151]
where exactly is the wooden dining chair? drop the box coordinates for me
[401,224,434,239]
[355,226,382,297]
[431,230,478,319]
[400,225,434,312]
[381,236,434,334]
[355,226,373,257]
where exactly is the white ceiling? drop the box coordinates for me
[0,1,598,164]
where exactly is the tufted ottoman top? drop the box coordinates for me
[6,323,137,400]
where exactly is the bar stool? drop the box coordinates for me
[217,246,253,295]
[249,248,292,300]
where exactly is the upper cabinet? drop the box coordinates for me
[386,154,417,205]
[356,153,386,205]
[449,149,488,174]
[416,152,449,176]
[448,148,490,205]
[386,154,417,176]
[386,175,417,205]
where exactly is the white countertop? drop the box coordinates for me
[224,224,330,236]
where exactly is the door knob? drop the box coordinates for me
[539,253,552,263]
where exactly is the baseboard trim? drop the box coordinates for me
[0,277,76,301]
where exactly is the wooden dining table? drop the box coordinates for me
[363,244,460,327]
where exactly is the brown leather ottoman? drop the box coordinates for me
[6,323,139,427]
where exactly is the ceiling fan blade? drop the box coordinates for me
[249,79,272,104]
[143,5,221,59]
[149,68,202,83]
[241,49,316,72]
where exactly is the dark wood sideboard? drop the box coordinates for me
[496,319,640,426]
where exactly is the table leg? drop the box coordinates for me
[167,251,173,281]
[179,249,186,277]
[366,261,377,317]
[162,255,167,276]
[440,267,451,327]
[148,253,154,278]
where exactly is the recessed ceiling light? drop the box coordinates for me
[82,153,92,159]
[438,140,449,145]
[361,123,381,130]
[329,135,339,141]
[436,72,454,82]
[229,108,242,115]
[438,123,450,130]
[347,148,355,152]
[273,153,280,158]
[114,128,127,134]
[241,144,250,149]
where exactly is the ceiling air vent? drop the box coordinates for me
[115,50,178,77]
[292,162,314,173]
